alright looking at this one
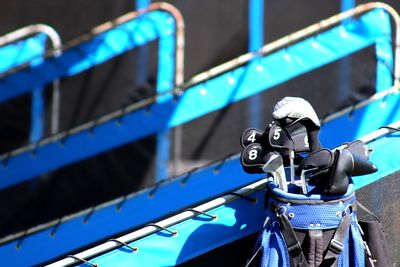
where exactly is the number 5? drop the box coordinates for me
[273,128,281,140]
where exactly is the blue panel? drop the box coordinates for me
[0,10,392,190]
[0,156,264,267]
[0,10,175,103]
[84,190,265,266]
[0,34,46,73]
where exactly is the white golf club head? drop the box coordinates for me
[263,154,287,192]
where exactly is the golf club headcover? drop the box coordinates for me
[272,97,322,152]
[267,124,296,153]
[280,120,314,153]
[347,151,378,176]
[320,147,377,195]
[272,97,320,128]
[342,140,377,176]
[295,148,335,176]
[321,149,352,195]
[343,140,371,160]
[241,143,268,173]
[240,128,265,148]
[240,124,297,155]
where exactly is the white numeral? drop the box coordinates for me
[273,128,281,140]
[247,132,256,143]
[248,150,258,160]
[304,135,309,149]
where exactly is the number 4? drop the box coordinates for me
[247,132,256,143]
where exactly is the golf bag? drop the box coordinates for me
[257,181,365,267]
[241,97,391,266]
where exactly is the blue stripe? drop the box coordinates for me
[135,0,150,10]
[249,0,264,52]
[248,0,264,129]
[30,88,44,142]
[341,0,355,12]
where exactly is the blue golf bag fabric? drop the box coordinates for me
[258,181,365,267]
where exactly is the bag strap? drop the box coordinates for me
[357,201,381,222]
[277,211,309,267]
[321,211,351,266]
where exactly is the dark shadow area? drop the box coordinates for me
[357,170,400,265]
[0,135,156,237]
[0,95,31,154]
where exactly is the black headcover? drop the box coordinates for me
[343,140,371,160]
[314,148,377,195]
[276,118,322,152]
[239,123,308,174]
[240,142,280,174]
[296,148,334,176]
[240,128,264,148]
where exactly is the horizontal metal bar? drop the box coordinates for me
[0,2,184,102]
[0,8,391,190]
[47,179,268,267]
[360,119,400,144]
